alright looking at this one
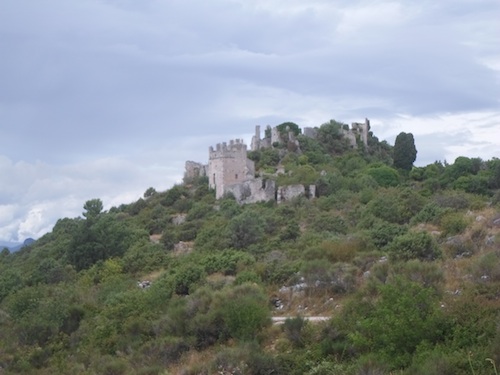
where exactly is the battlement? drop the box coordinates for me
[209,139,247,159]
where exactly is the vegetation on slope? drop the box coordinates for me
[1,119,500,374]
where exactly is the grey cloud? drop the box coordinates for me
[0,0,499,241]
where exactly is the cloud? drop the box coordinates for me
[0,0,499,241]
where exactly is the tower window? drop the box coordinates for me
[235,174,238,179]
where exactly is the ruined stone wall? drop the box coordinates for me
[342,129,358,148]
[184,161,207,182]
[225,178,276,204]
[303,127,318,139]
[208,139,255,199]
[277,184,316,203]
[351,118,369,147]
[271,127,281,145]
[251,125,261,151]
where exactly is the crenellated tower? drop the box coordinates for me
[208,139,255,199]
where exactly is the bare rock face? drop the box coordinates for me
[174,241,193,255]
[171,213,187,225]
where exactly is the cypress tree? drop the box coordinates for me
[393,132,417,171]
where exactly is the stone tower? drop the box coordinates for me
[208,139,255,199]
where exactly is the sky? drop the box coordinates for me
[1,0,499,243]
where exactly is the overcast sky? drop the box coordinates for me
[1,0,499,243]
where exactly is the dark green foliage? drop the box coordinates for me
[310,212,348,234]
[296,134,330,164]
[364,165,400,187]
[162,184,189,206]
[388,231,441,261]
[433,191,472,209]
[220,284,270,341]
[200,250,255,275]
[393,132,417,171]
[83,198,104,221]
[487,157,500,189]
[342,278,447,369]
[411,203,445,224]
[276,121,301,136]
[227,210,265,249]
[68,211,139,271]
[122,242,169,274]
[439,212,469,235]
[453,174,490,195]
[173,263,205,295]
[317,120,352,155]
[367,188,425,225]
[194,217,231,251]
[144,187,157,198]
[29,258,67,285]
[0,268,22,302]
[368,220,408,249]
[283,316,308,348]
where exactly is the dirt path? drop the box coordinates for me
[272,316,330,325]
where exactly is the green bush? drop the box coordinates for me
[439,212,469,235]
[201,250,255,275]
[227,210,265,249]
[364,166,400,187]
[368,220,408,249]
[387,231,441,262]
[344,277,447,369]
[173,264,205,295]
[283,316,308,348]
[210,284,271,342]
[310,212,348,234]
[411,203,446,225]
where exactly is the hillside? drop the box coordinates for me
[1,119,500,375]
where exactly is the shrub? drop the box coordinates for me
[310,213,348,234]
[227,210,265,249]
[201,250,255,275]
[173,264,205,295]
[219,284,271,341]
[345,278,447,369]
[392,260,444,290]
[368,221,408,249]
[283,316,308,348]
[364,166,400,187]
[411,203,446,225]
[235,270,261,285]
[388,231,441,262]
[439,212,469,235]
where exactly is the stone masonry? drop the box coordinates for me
[184,118,371,204]
[208,139,255,199]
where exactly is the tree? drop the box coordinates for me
[317,120,351,155]
[393,132,417,171]
[276,122,301,137]
[83,198,104,222]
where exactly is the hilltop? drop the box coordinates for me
[1,118,500,374]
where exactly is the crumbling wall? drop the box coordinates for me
[184,161,207,182]
[225,178,276,204]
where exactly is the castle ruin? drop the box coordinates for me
[184,118,371,204]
